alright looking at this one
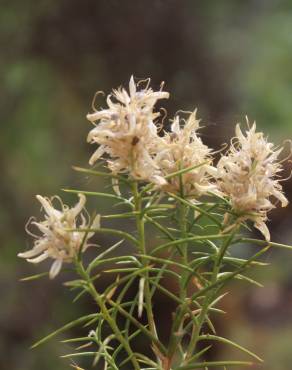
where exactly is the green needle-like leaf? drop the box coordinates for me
[198,334,263,362]
[20,272,49,281]
[185,345,213,364]
[62,188,126,202]
[61,352,96,358]
[31,314,99,349]
[240,237,292,251]
[152,234,231,255]
[177,360,255,369]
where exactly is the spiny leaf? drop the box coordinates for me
[87,239,125,272]
[63,279,87,288]
[88,254,140,273]
[198,334,263,362]
[62,188,127,203]
[138,254,193,272]
[61,352,96,358]
[223,256,269,266]
[61,336,95,344]
[112,329,142,360]
[20,272,49,281]
[152,234,231,255]
[72,288,88,303]
[177,360,255,369]
[72,166,114,178]
[239,237,292,251]
[185,345,212,364]
[31,314,99,349]
[235,274,264,287]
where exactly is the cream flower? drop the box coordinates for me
[154,111,217,197]
[217,122,288,240]
[18,194,100,279]
[86,76,169,184]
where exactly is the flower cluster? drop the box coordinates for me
[86,77,289,239]
[18,194,99,278]
[154,110,217,196]
[87,76,169,185]
[20,77,290,280]
[217,123,288,240]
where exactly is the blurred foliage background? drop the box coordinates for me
[1,1,292,369]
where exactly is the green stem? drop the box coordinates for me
[184,232,236,362]
[167,179,190,364]
[108,299,167,355]
[132,182,158,343]
[76,261,140,370]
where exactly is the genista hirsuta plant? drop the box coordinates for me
[19,76,292,370]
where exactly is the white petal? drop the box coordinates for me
[18,242,48,259]
[112,177,121,195]
[186,110,199,130]
[147,91,169,101]
[49,259,63,279]
[255,221,270,242]
[32,222,52,236]
[92,214,101,229]
[86,109,112,122]
[138,277,145,318]
[171,116,180,134]
[274,190,289,207]
[235,124,246,143]
[36,195,61,219]
[70,194,86,218]
[89,146,105,165]
[88,214,101,239]
[150,175,167,186]
[27,251,49,264]
[129,75,136,97]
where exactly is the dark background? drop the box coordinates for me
[1,1,292,369]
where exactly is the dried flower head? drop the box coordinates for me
[18,194,99,279]
[217,122,288,240]
[87,76,169,184]
[154,111,217,196]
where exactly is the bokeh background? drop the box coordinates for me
[1,1,292,369]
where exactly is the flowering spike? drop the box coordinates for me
[86,76,169,184]
[18,194,98,278]
[154,110,217,197]
[217,122,288,240]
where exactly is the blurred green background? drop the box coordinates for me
[1,1,292,369]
